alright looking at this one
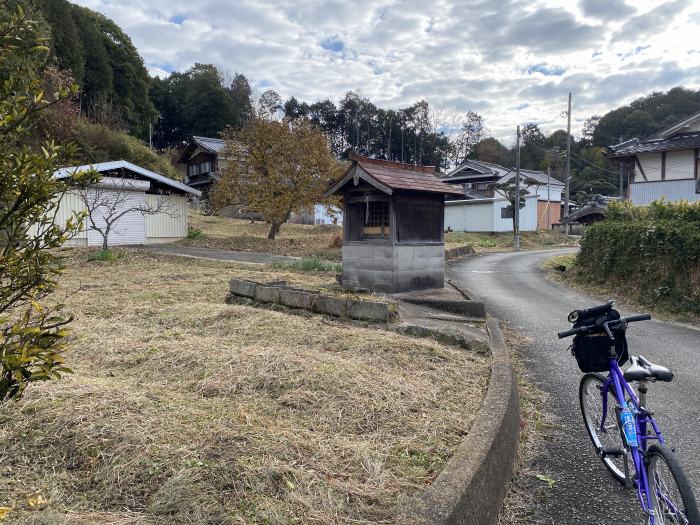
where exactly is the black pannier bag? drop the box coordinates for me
[571,309,629,373]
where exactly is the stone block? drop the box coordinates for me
[347,300,392,322]
[374,246,394,259]
[397,256,414,271]
[356,245,376,258]
[396,245,414,260]
[428,256,444,269]
[279,289,315,310]
[342,245,358,258]
[373,270,394,285]
[413,257,428,270]
[229,278,257,298]
[313,295,348,317]
[254,285,280,304]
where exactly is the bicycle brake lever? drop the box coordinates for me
[603,322,614,340]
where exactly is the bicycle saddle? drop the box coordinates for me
[623,355,674,383]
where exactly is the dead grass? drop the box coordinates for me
[181,213,343,261]
[445,230,578,254]
[541,254,700,325]
[0,249,489,524]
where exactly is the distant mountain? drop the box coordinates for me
[37,0,154,138]
[592,87,700,147]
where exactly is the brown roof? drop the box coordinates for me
[325,152,465,196]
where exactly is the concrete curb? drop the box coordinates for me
[401,298,486,318]
[445,246,475,261]
[400,318,520,525]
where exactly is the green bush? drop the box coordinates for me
[187,227,205,239]
[75,121,181,180]
[577,200,700,314]
[87,249,123,262]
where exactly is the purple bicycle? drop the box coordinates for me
[558,300,700,525]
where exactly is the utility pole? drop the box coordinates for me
[564,92,571,219]
[149,122,153,151]
[547,166,551,229]
[619,135,624,198]
[515,125,521,251]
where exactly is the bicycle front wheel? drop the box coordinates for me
[579,373,633,484]
[646,444,700,525]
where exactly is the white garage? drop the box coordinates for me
[53,160,201,247]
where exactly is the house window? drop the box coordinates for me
[188,164,198,176]
[200,161,211,173]
[501,206,514,219]
[363,200,390,238]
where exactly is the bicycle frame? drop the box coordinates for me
[600,356,671,524]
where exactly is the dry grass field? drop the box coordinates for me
[444,229,578,253]
[0,249,489,524]
[181,212,577,261]
[181,214,344,261]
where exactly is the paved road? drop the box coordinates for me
[448,249,700,524]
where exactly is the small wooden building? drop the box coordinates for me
[324,153,464,293]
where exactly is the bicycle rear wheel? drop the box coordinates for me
[579,373,633,484]
[646,444,700,525]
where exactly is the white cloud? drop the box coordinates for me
[72,0,700,141]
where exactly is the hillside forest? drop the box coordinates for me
[24,0,700,204]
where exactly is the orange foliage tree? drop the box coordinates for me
[213,118,343,239]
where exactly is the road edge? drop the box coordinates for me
[400,318,520,525]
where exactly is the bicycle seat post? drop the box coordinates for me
[637,380,648,409]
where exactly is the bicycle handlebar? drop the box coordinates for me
[557,313,651,339]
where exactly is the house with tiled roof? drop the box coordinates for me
[607,111,700,204]
[441,160,564,231]
[176,136,229,196]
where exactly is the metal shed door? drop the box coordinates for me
[86,189,147,246]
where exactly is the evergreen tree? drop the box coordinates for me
[229,73,254,129]
[36,0,84,82]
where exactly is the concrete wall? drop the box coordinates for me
[630,179,700,205]
[342,242,444,293]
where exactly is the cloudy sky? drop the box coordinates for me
[74,0,700,143]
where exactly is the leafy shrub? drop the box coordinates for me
[577,201,700,314]
[75,121,181,180]
[187,227,205,239]
[87,249,123,262]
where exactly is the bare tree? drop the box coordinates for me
[453,111,484,165]
[75,177,177,250]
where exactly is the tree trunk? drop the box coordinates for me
[102,235,108,251]
[268,221,281,240]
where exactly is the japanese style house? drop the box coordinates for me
[177,136,229,197]
[607,110,700,204]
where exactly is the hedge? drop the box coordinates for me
[576,200,700,315]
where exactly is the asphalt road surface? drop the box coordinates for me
[448,249,700,524]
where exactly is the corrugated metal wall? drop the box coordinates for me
[630,180,700,205]
[445,200,495,232]
[27,191,87,242]
[87,189,147,246]
[445,197,538,233]
[145,194,188,241]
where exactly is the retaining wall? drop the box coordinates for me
[229,278,395,322]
